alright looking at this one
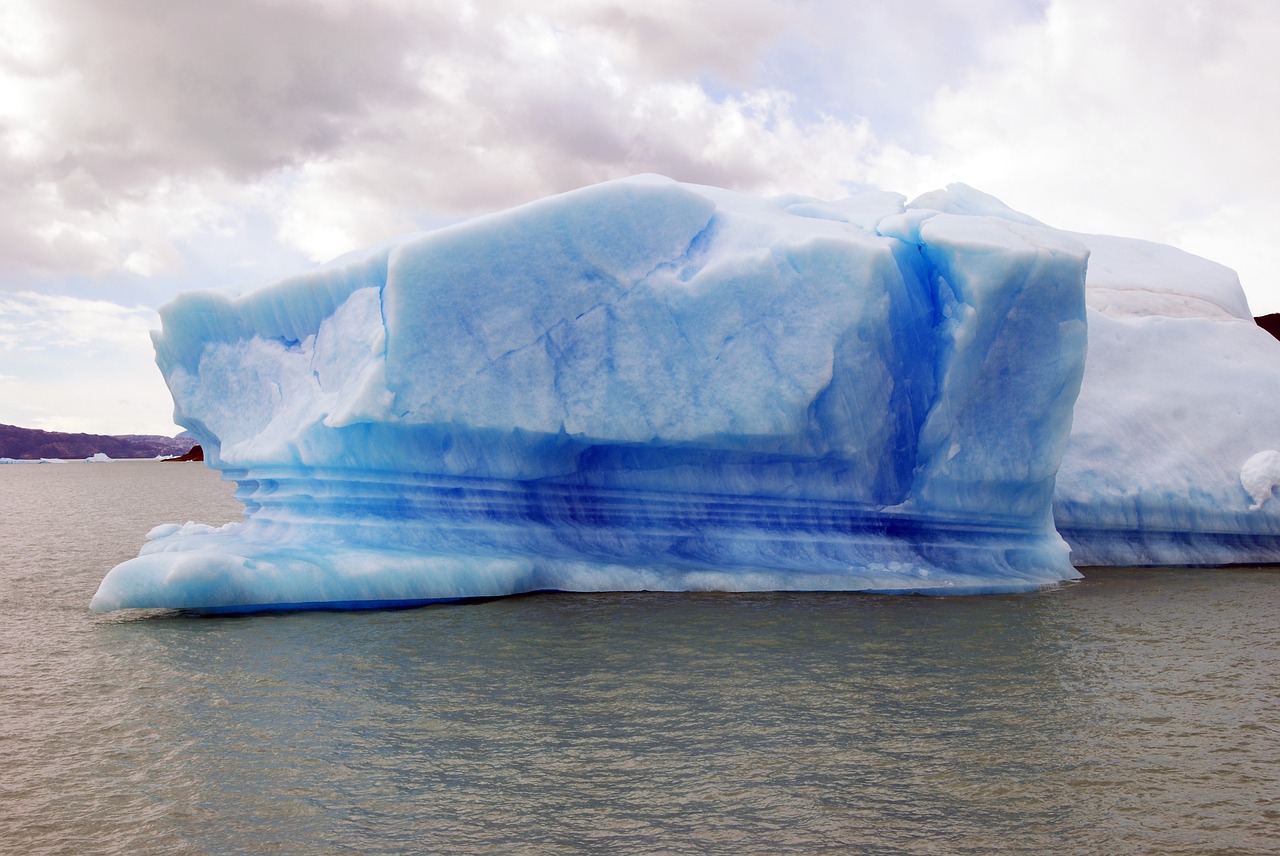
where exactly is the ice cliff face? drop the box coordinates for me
[95,173,1280,614]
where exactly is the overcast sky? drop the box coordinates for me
[2,0,1278,435]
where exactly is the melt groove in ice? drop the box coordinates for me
[89,175,1279,613]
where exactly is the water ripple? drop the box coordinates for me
[2,463,1279,854]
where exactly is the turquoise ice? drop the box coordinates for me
[94,175,1097,612]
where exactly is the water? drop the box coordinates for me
[2,461,1278,855]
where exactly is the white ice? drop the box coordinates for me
[1241,451,1280,511]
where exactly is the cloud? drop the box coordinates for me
[5,0,1279,433]
[0,291,155,350]
[0,0,1044,275]
[0,292,176,434]
[908,0,1280,310]
[250,0,919,259]
[8,0,1274,303]
[0,0,434,274]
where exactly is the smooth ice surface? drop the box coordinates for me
[1054,233,1280,565]
[93,176,1098,612]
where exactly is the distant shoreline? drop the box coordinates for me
[0,422,194,461]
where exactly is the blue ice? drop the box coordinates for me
[93,175,1098,612]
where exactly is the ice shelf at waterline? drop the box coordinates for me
[88,174,1276,614]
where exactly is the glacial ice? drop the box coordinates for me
[899,186,1280,566]
[90,174,1280,614]
[1052,238,1280,565]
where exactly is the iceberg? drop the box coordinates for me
[1052,235,1280,565]
[899,185,1280,565]
[98,174,1280,614]
[92,175,1096,612]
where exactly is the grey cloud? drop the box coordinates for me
[0,0,1038,277]
[19,0,864,192]
[576,1,791,84]
[42,0,437,185]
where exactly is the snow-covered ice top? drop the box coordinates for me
[91,174,1280,614]
[1053,233,1280,564]
[905,183,1280,564]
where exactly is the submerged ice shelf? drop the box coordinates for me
[91,175,1280,614]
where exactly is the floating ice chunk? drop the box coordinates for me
[95,176,1280,609]
[1241,451,1280,511]
[92,175,1091,612]
[1054,308,1280,564]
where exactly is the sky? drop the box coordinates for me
[2,0,1278,436]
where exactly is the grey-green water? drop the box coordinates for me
[2,460,1278,854]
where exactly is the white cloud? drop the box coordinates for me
[0,291,157,350]
[0,0,433,275]
[0,293,177,435]
[903,0,1280,311]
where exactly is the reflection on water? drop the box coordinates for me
[2,462,1278,854]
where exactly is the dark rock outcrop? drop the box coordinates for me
[1256,313,1280,341]
[162,444,204,462]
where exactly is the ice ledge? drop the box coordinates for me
[92,469,1081,613]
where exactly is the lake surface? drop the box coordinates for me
[2,460,1278,854]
